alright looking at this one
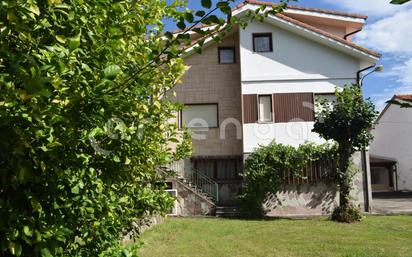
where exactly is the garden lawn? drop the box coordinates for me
[137,216,412,257]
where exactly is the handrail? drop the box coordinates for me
[184,168,219,203]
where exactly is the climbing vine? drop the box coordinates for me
[238,142,337,218]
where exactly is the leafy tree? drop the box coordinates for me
[313,85,378,222]
[0,0,289,256]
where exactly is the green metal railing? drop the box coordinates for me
[184,168,219,203]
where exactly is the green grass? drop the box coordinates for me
[137,216,412,257]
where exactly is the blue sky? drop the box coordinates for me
[173,0,412,110]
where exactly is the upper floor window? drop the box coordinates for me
[180,104,218,128]
[258,95,272,122]
[218,47,235,64]
[253,33,273,52]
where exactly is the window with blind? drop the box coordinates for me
[180,104,218,128]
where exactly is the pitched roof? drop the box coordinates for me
[395,94,412,102]
[243,0,368,19]
[376,94,412,123]
[273,13,380,58]
[232,0,380,59]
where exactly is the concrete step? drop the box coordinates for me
[215,206,240,217]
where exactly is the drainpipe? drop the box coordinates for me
[356,65,374,213]
[344,28,362,41]
[356,64,376,85]
[361,149,371,212]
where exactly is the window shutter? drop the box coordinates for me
[273,93,314,123]
[243,94,258,123]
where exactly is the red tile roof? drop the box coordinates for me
[395,94,412,102]
[232,0,380,58]
[244,0,368,19]
[274,13,381,58]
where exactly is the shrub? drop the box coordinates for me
[331,205,363,223]
[238,142,337,218]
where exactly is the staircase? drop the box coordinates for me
[163,162,219,204]
[183,168,219,203]
[215,206,240,217]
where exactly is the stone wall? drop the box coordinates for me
[265,183,338,216]
[167,177,216,216]
[264,151,371,216]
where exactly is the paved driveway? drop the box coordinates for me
[372,192,412,214]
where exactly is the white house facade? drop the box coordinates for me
[370,95,412,192]
[166,0,380,216]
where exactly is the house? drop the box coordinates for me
[370,95,412,193]
[165,0,380,216]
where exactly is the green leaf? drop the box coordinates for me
[201,0,212,8]
[195,10,205,17]
[41,248,53,257]
[27,4,40,16]
[55,35,66,44]
[164,31,173,40]
[103,65,122,79]
[176,21,186,30]
[390,0,410,4]
[184,12,194,23]
[23,226,33,237]
[71,185,79,194]
[68,31,81,51]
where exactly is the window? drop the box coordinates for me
[218,47,235,64]
[192,156,243,181]
[258,95,272,122]
[180,104,218,128]
[253,33,273,52]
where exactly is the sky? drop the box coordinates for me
[174,0,412,110]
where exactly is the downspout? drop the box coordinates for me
[356,64,376,85]
[344,28,362,41]
[356,65,376,213]
[361,149,371,212]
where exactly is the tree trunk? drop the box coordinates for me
[337,144,352,208]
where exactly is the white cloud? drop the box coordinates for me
[392,58,412,84]
[318,0,412,109]
[320,0,412,17]
[355,8,412,53]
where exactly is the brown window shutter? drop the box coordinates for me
[243,94,258,123]
[273,93,314,123]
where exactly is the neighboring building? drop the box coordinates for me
[166,0,380,216]
[370,95,412,192]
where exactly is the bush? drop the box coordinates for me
[331,204,363,223]
[238,142,337,218]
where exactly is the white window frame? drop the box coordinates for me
[179,104,219,128]
[165,189,178,216]
[258,95,273,123]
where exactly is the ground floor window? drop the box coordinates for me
[191,156,243,181]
